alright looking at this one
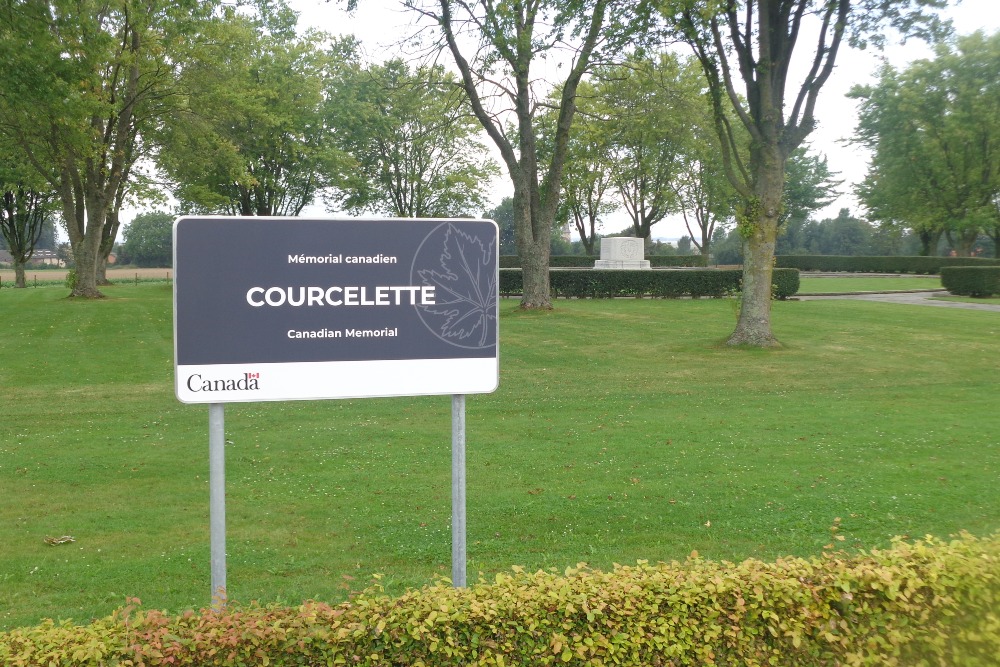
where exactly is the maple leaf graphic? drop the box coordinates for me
[416,223,497,347]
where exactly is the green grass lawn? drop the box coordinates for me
[1,284,998,630]
[931,295,1000,304]
[798,275,942,293]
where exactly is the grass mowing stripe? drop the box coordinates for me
[1,286,998,629]
[797,275,942,293]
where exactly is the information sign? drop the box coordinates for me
[174,217,499,403]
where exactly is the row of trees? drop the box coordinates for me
[713,208,993,264]
[413,0,950,347]
[0,1,502,294]
[1,0,958,347]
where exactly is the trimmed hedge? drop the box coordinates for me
[941,266,1000,297]
[2,533,997,666]
[500,255,708,268]
[776,255,1000,274]
[500,268,800,300]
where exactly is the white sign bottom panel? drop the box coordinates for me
[176,358,499,404]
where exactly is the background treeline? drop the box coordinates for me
[3,1,999,294]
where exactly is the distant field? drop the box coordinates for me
[1,284,997,630]
[0,267,171,286]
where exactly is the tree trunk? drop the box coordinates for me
[96,253,110,285]
[96,209,121,285]
[728,219,779,347]
[918,228,942,256]
[70,230,105,298]
[945,228,979,257]
[513,183,552,309]
[728,153,783,348]
[13,260,26,288]
[59,175,109,298]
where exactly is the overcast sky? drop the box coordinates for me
[293,1,1000,238]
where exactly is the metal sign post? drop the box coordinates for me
[208,403,227,608]
[451,394,467,587]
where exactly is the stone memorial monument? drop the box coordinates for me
[593,237,651,270]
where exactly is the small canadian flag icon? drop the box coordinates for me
[245,372,260,380]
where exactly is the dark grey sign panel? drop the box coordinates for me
[173,217,499,403]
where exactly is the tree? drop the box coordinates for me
[559,154,613,256]
[596,54,703,241]
[120,211,173,267]
[540,82,615,256]
[485,197,517,256]
[0,158,55,288]
[852,31,1000,258]
[403,0,650,309]
[781,148,839,229]
[665,0,947,346]
[989,193,1000,258]
[672,110,743,262]
[0,0,204,298]
[327,59,497,218]
[813,209,874,255]
[158,4,345,216]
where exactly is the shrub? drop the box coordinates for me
[940,266,1000,297]
[1,533,997,666]
[500,268,800,300]
[771,268,800,299]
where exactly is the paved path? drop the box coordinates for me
[798,290,1000,313]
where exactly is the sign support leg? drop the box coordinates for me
[209,403,227,609]
[451,394,467,587]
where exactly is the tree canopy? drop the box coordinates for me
[852,30,1000,257]
[327,59,497,218]
[0,0,207,297]
[0,141,56,287]
[158,5,347,216]
[120,211,173,267]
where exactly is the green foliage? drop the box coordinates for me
[499,268,799,299]
[778,209,876,256]
[777,255,1000,273]
[0,135,57,268]
[940,267,1000,297]
[159,6,346,216]
[736,197,763,239]
[2,532,997,666]
[852,31,1000,257]
[328,59,497,218]
[780,148,840,229]
[587,54,706,240]
[120,211,173,267]
[0,0,204,295]
[484,199,516,256]
[771,268,800,300]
